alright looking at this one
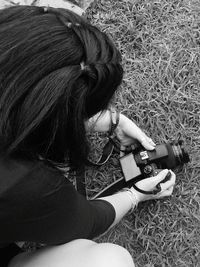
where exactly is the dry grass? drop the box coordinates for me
[85,1,200,266]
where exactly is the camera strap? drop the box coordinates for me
[75,138,115,198]
[76,137,161,199]
[130,179,162,195]
[86,139,115,167]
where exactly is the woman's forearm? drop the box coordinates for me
[98,190,138,228]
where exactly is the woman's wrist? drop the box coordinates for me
[98,189,139,227]
[130,186,152,203]
[121,188,139,212]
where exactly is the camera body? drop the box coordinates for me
[91,140,190,199]
[120,140,190,183]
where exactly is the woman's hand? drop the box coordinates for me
[86,111,156,150]
[131,169,176,203]
[115,113,156,150]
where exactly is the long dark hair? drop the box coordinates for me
[0,5,123,169]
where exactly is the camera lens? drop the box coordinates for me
[171,141,190,164]
[133,140,190,170]
[165,141,190,169]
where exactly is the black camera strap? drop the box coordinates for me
[130,179,162,195]
[76,138,115,198]
[76,138,162,199]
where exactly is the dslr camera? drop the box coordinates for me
[120,140,190,193]
[93,140,190,198]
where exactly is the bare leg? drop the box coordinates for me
[9,239,135,267]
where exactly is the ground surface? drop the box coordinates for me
[1,0,200,266]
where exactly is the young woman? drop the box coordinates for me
[0,5,176,267]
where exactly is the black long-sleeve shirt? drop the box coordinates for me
[0,157,115,246]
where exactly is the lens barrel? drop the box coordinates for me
[163,141,190,169]
[171,141,190,165]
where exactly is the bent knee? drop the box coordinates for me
[9,240,135,267]
[61,240,135,267]
[92,243,135,267]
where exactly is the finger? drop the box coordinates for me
[159,171,176,190]
[143,133,156,146]
[120,115,156,150]
[158,186,174,198]
[147,137,156,147]
[140,136,156,150]
[167,184,175,194]
[153,169,169,184]
[160,183,174,194]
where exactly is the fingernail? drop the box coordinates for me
[151,140,156,146]
[162,169,168,174]
[148,144,156,150]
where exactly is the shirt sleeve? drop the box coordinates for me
[0,162,116,245]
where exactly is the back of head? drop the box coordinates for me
[0,5,123,169]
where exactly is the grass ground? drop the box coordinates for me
[2,0,199,266]
[85,1,200,266]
